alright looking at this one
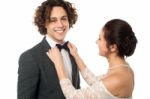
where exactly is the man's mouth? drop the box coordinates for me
[54,29,65,34]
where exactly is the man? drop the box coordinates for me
[17,0,80,99]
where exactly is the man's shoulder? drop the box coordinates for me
[23,42,42,54]
[19,39,45,59]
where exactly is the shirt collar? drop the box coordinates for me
[46,35,66,47]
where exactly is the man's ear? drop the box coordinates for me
[45,22,48,28]
[45,20,49,28]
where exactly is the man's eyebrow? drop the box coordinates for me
[50,15,68,19]
[62,15,68,18]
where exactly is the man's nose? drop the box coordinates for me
[56,20,63,27]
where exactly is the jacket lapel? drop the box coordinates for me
[69,54,78,88]
[40,37,51,52]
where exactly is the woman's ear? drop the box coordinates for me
[110,44,117,52]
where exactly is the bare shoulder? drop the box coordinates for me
[102,68,134,97]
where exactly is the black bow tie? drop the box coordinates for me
[56,41,69,51]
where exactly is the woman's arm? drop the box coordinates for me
[47,47,67,80]
[67,42,86,71]
[68,43,99,85]
[59,78,107,99]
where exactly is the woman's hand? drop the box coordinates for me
[47,47,64,68]
[67,42,78,58]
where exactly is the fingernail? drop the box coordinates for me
[46,52,49,56]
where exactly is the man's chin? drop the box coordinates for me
[58,37,65,40]
[56,38,65,43]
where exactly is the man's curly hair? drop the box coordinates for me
[34,0,78,35]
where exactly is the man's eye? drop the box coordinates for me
[50,20,56,22]
[62,17,68,20]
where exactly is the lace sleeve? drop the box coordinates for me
[60,79,97,99]
[60,79,132,99]
[60,79,110,99]
[80,67,100,85]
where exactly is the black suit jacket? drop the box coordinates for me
[17,37,80,99]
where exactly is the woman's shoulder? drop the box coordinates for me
[101,68,134,98]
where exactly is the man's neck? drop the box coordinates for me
[46,35,65,47]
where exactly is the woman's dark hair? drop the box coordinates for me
[34,0,78,35]
[103,19,138,57]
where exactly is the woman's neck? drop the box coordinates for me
[107,55,127,68]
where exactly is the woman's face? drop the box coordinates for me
[96,30,109,57]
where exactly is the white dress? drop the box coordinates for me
[60,68,132,99]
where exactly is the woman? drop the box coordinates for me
[47,19,137,99]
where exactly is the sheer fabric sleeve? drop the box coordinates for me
[80,67,102,85]
[60,79,110,99]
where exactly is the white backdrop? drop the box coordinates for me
[0,0,149,98]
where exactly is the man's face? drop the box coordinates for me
[46,6,69,44]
